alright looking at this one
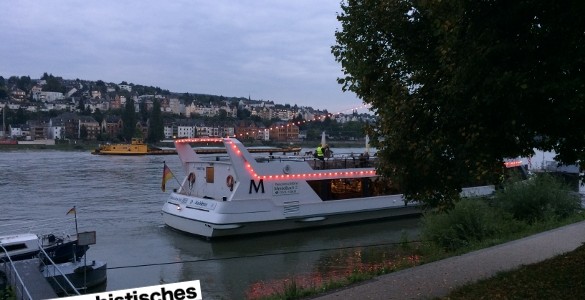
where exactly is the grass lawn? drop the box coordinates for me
[442,244,585,299]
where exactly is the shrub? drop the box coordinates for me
[492,173,581,223]
[421,199,508,251]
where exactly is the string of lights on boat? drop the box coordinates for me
[174,137,379,179]
[235,104,372,139]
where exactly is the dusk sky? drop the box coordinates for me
[0,0,369,113]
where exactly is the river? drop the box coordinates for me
[0,148,420,299]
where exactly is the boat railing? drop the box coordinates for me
[257,154,379,170]
[38,244,81,296]
[193,151,378,169]
[0,245,33,300]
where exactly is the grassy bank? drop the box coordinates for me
[443,243,585,299]
[255,173,585,300]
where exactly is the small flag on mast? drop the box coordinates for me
[66,206,76,215]
[162,162,174,192]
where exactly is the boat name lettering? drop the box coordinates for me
[249,179,265,194]
[170,195,189,203]
[272,182,299,196]
[188,199,217,210]
[191,200,207,207]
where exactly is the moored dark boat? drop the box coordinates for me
[0,233,88,263]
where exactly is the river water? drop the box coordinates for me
[0,149,420,299]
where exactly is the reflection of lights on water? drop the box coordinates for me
[245,253,422,299]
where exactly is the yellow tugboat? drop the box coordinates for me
[91,138,176,155]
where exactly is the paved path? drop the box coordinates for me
[310,220,585,300]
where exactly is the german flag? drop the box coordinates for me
[66,206,76,215]
[161,162,174,192]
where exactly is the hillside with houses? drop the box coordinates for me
[0,74,374,145]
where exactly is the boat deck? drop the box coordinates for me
[305,156,376,170]
[254,155,377,170]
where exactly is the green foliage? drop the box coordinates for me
[41,73,65,93]
[237,108,251,120]
[333,0,585,208]
[1,284,16,300]
[93,108,104,124]
[421,199,510,251]
[139,101,148,122]
[79,124,88,140]
[399,230,411,251]
[422,172,582,252]
[269,279,314,300]
[147,100,164,143]
[0,76,7,99]
[492,173,581,224]
[121,98,137,141]
[15,108,27,124]
[15,76,33,93]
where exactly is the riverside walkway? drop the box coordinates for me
[310,220,585,300]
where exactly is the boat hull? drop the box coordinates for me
[42,260,107,294]
[162,197,421,238]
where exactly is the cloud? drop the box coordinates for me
[0,0,364,112]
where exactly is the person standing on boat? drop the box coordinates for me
[315,144,325,161]
[359,151,370,167]
[324,144,333,158]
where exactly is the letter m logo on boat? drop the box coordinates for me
[249,179,265,194]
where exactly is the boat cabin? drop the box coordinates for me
[0,233,40,261]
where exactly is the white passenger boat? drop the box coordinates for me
[161,137,509,238]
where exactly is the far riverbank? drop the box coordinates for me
[0,139,368,152]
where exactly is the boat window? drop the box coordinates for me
[331,179,363,199]
[3,243,28,252]
[307,180,332,200]
[308,177,402,201]
[206,167,214,183]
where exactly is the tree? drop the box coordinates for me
[333,0,585,208]
[237,108,251,120]
[42,74,65,93]
[95,80,107,95]
[218,109,228,119]
[122,98,137,141]
[80,124,88,140]
[139,100,149,122]
[16,76,32,93]
[147,100,164,143]
[77,98,86,114]
[93,108,104,125]
[0,76,7,99]
[15,108,27,124]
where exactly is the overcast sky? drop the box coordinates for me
[0,0,369,113]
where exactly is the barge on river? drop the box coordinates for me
[161,137,513,238]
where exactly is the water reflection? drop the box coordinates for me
[162,217,420,299]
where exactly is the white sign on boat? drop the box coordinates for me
[272,182,299,196]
